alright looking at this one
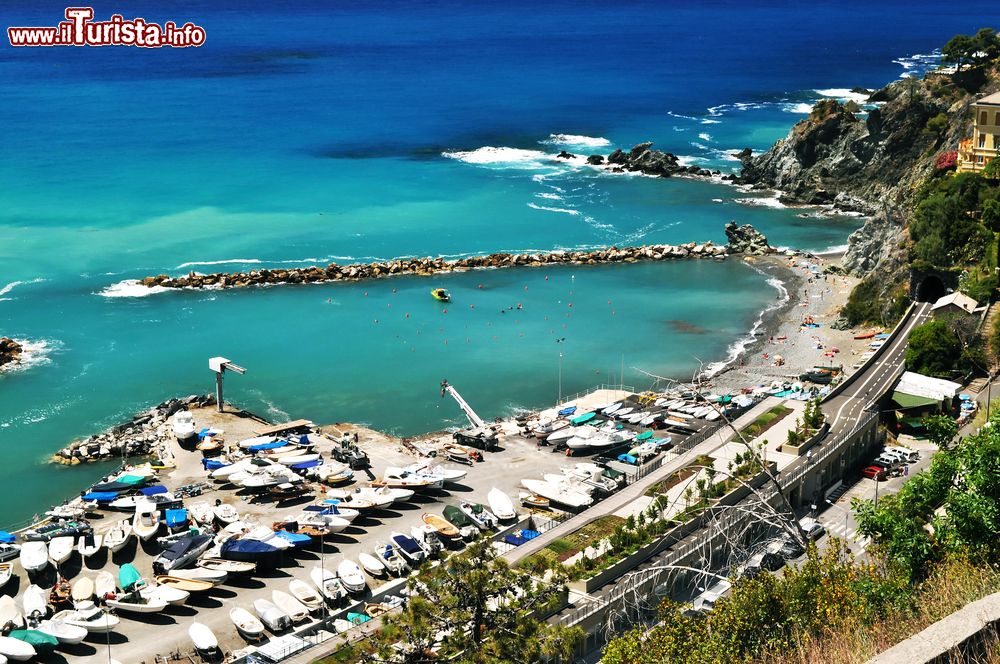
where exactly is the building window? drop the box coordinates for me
[996,111,1000,125]
[980,134,988,148]
[978,156,985,163]
[983,111,989,124]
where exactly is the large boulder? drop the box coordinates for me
[0,337,23,370]
[724,222,773,255]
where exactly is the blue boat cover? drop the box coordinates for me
[197,427,212,440]
[617,454,638,465]
[222,539,280,555]
[291,459,322,469]
[392,534,422,555]
[0,531,14,544]
[201,459,229,471]
[140,485,168,496]
[304,505,342,515]
[273,530,311,547]
[82,491,119,502]
[248,440,288,452]
[165,509,188,528]
[558,406,577,416]
[159,533,211,562]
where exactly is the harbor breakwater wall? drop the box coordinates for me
[52,394,214,465]
[135,224,779,292]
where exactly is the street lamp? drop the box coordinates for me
[825,498,850,534]
[558,352,563,403]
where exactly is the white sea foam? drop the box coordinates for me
[893,50,942,78]
[818,244,850,255]
[675,155,706,166]
[582,216,616,233]
[698,133,712,142]
[701,118,721,124]
[535,192,564,201]
[815,88,870,104]
[666,110,699,121]
[443,146,555,169]
[783,102,815,114]
[0,278,44,298]
[176,258,263,269]
[540,134,611,148]
[0,338,60,374]
[734,196,786,209]
[527,202,580,216]
[98,279,173,298]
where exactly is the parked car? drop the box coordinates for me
[737,549,785,579]
[878,450,909,464]
[862,465,887,481]
[798,518,826,541]
[690,579,732,613]
[885,446,919,463]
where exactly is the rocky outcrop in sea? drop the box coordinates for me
[52,394,215,465]
[601,141,719,178]
[0,337,23,371]
[724,222,773,256]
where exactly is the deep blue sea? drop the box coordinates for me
[0,0,987,524]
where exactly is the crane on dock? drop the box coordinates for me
[440,379,498,450]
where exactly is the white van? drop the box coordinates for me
[885,446,919,463]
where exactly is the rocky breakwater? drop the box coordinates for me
[724,222,775,256]
[52,394,215,465]
[0,337,23,371]
[137,242,735,292]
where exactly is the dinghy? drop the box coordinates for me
[460,502,497,529]
[132,502,161,541]
[21,586,47,620]
[187,502,213,525]
[272,590,309,623]
[357,552,387,577]
[519,492,550,509]
[103,520,132,553]
[35,618,87,645]
[0,596,24,631]
[141,582,190,607]
[374,542,407,576]
[521,478,592,508]
[337,559,367,594]
[70,577,94,606]
[421,513,460,540]
[53,602,119,633]
[9,629,56,658]
[0,563,11,590]
[189,622,220,659]
[229,607,265,641]
[253,598,291,632]
[170,567,228,586]
[0,635,35,661]
[310,566,346,602]
[408,462,468,484]
[531,418,569,438]
[94,571,115,602]
[213,502,240,525]
[106,592,168,614]
[197,557,256,574]
[288,579,323,611]
[47,536,74,565]
[364,485,414,504]
[153,532,213,573]
[155,576,214,593]
[487,488,517,521]
[18,542,47,575]
[173,410,197,442]
[602,402,624,415]
[76,533,103,559]
[380,468,443,491]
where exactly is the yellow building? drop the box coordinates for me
[959,91,1000,172]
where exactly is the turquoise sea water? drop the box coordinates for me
[0,1,988,524]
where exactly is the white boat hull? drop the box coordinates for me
[521,479,592,508]
[487,488,517,521]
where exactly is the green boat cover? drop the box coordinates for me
[635,430,654,441]
[571,412,596,425]
[442,504,472,527]
[119,563,143,591]
[118,474,147,485]
[10,629,58,648]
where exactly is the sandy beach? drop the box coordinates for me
[708,251,876,395]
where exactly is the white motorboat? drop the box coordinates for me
[277,451,319,465]
[337,559,367,594]
[357,552,386,577]
[272,590,309,623]
[460,502,497,529]
[487,487,517,521]
[19,542,48,574]
[172,410,197,442]
[521,478,592,508]
[76,533,103,559]
[373,542,407,576]
[390,531,426,565]
[189,621,219,658]
[626,411,649,424]
[311,566,346,602]
[187,501,214,525]
[242,526,294,549]
[410,524,444,557]
[705,410,722,421]
[229,607,265,641]
[288,579,323,611]
[238,435,275,449]
[132,502,161,541]
[210,458,251,481]
[602,402,624,415]
[365,485,414,504]
[197,557,256,574]
[546,426,582,443]
[106,591,168,613]
[153,533,214,573]
[298,512,351,533]
[380,468,443,491]
[311,503,360,522]
[253,598,290,632]
[613,407,635,419]
[0,596,24,631]
[36,618,88,645]
[103,521,132,553]
[170,567,228,586]
[544,473,596,495]
[0,563,12,590]
[640,413,659,426]
[667,409,695,420]
[142,583,190,606]
[531,418,569,438]
[45,501,89,521]
[94,571,115,601]
[48,536,74,565]
[53,602,119,633]
[409,462,467,484]
[22,585,47,619]
[0,635,34,661]
[213,502,240,525]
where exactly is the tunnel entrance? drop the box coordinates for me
[914,275,946,303]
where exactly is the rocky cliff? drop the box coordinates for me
[739,71,995,276]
